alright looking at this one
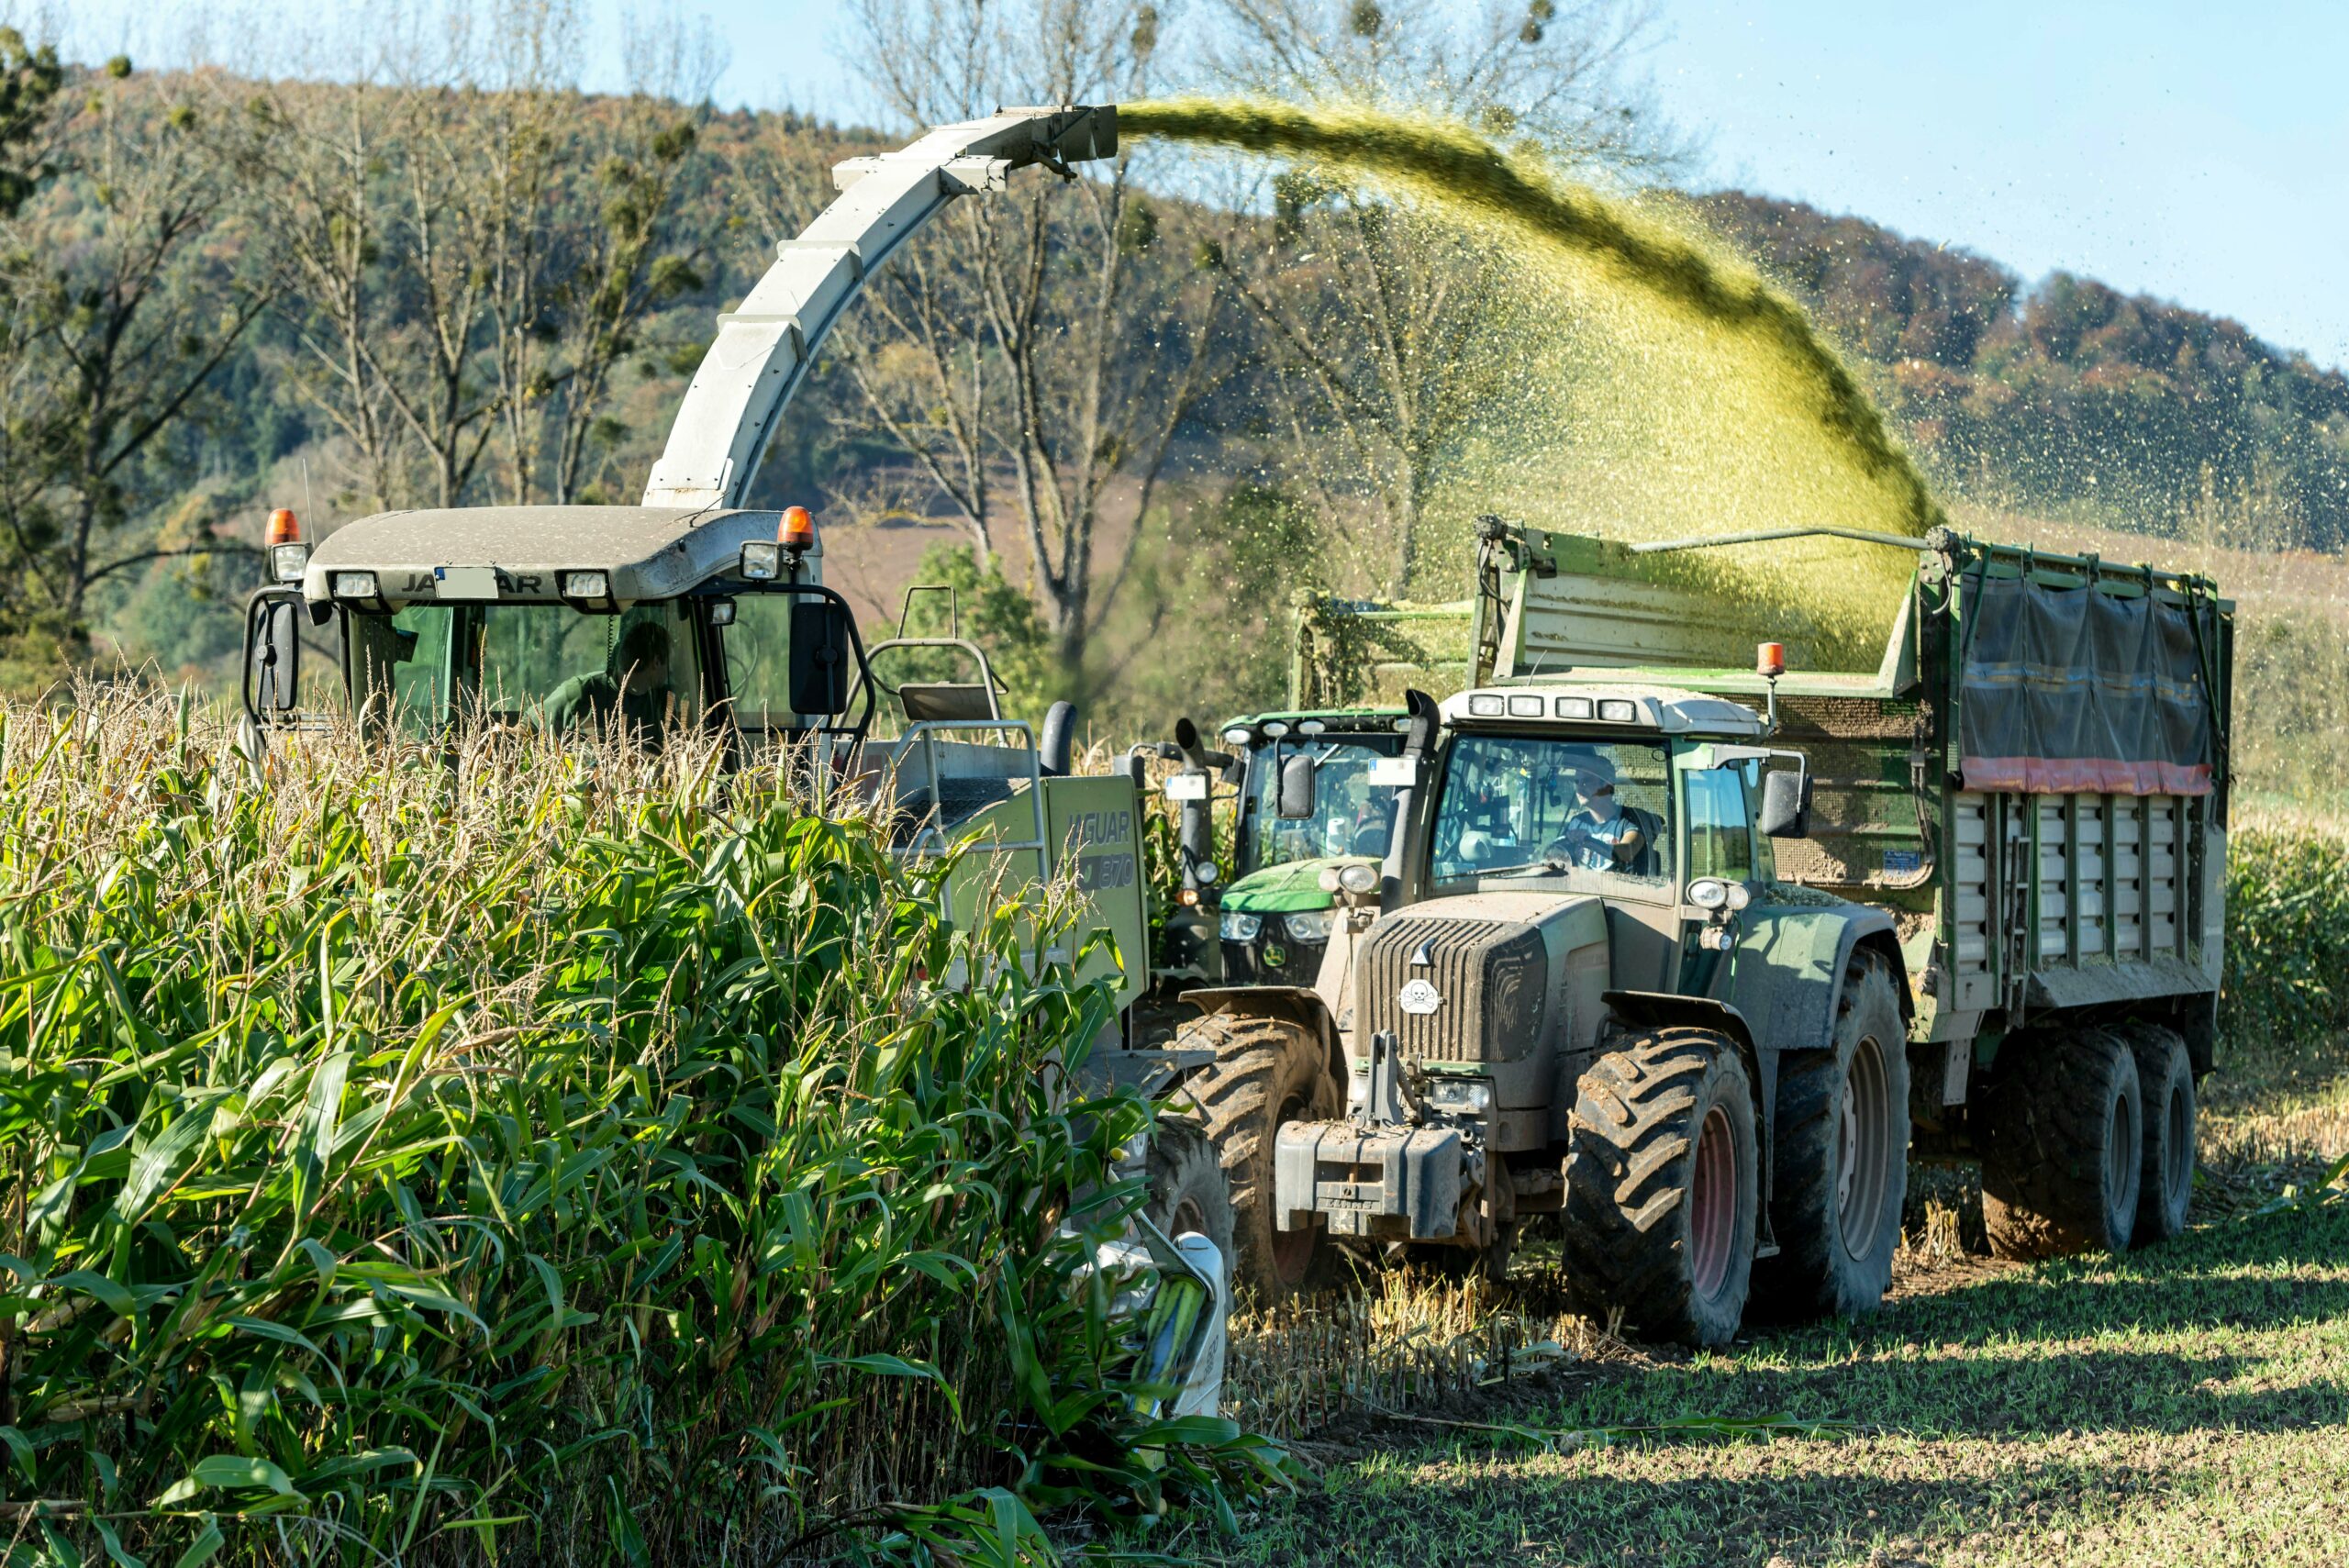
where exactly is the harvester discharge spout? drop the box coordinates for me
[641,105,1116,511]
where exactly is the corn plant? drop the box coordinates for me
[2223,811,2349,1044]
[0,691,1286,1566]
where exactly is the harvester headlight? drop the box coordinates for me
[560,570,609,602]
[1466,694,1506,717]
[1261,720,1290,739]
[1687,877,1731,910]
[1339,862,1379,895]
[1555,696,1594,718]
[1221,727,1252,748]
[1598,699,1639,722]
[1219,910,1263,942]
[1508,695,1543,717]
[1194,859,1220,886]
[740,540,781,581]
[330,571,379,601]
[1285,909,1335,942]
[1725,882,1753,911]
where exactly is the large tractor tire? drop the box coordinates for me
[2126,1023,2197,1245]
[1172,1011,1343,1301]
[1142,1117,1236,1267]
[1980,1028,2143,1259]
[1563,1029,1758,1348]
[1751,950,1911,1320]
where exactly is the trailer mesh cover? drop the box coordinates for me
[1958,573,2215,796]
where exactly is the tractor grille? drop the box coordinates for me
[1355,915,1545,1063]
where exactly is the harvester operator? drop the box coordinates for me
[546,618,676,740]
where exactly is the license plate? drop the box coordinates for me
[434,565,500,599]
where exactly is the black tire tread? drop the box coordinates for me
[1170,1010,1341,1298]
[1750,950,1911,1321]
[2124,1023,2195,1245]
[1563,1028,1755,1347]
[1142,1116,1235,1267]
[1980,1028,2142,1260]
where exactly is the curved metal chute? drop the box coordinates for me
[640,105,1118,510]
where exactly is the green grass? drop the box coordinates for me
[1216,1196,2349,1567]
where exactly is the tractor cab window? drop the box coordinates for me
[349,601,701,741]
[1431,733,1672,891]
[721,593,796,736]
[1241,735,1405,873]
[1684,762,1757,883]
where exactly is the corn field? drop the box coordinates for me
[0,693,1284,1567]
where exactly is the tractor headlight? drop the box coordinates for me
[1598,698,1639,722]
[740,540,781,581]
[1687,877,1730,910]
[1424,1077,1492,1117]
[330,571,379,601]
[271,544,309,583]
[1284,909,1334,942]
[1339,862,1379,895]
[1219,910,1262,942]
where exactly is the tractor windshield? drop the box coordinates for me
[348,601,703,740]
[1430,732,1673,891]
[1241,736,1405,873]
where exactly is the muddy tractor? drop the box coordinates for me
[1169,522,2231,1346]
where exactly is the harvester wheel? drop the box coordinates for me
[2125,1024,2197,1245]
[1563,1029,1757,1348]
[1172,1011,1342,1301]
[1980,1029,2143,1259]
[1751,950,1910,1320]
[1142,1117,1235,1269]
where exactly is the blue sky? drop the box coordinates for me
[55,1,2349,371]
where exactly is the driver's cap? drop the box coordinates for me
[1563,747,1616,790]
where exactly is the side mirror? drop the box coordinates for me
[1276,751,1318,820]
[1759,767,1811,839]
[245,594,303,715]
[788,598,853,716]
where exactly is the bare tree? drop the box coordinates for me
[0,59,270,631]
[1197,0,1685,593]
[827,0,1226,697]
[487,3,717,505]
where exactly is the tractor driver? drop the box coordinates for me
[546,617,677,741]
[1544,750,1658,875]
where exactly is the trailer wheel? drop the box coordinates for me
[1172,1012,1342,1301]
[2126,1024,2196,1245]
[1563,1029,1757,1348]
[1143,1117,1235,1267]
[1751,950,1910,1320]
[1980,1028,2143,1259]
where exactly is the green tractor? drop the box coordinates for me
[1162,520,2232,1342]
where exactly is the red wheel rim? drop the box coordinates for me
[1689,1105,1736,1299]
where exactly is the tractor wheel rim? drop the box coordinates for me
[1689,1104,1736,1299]
[2107,1083,2140,1214]
[1268,1088,1318,1289]
[2163,1079,2192,1207]
[1835,1034,1893,1256]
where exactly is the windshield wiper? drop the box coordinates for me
[1470,857,1568,878]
